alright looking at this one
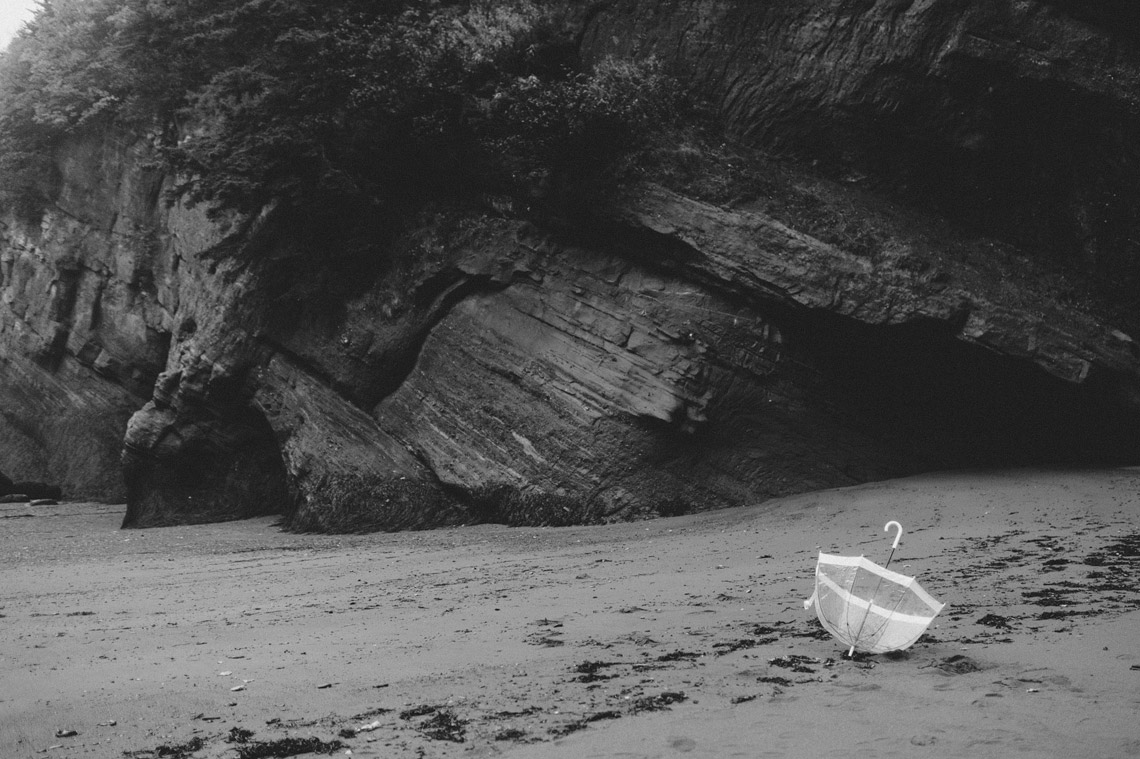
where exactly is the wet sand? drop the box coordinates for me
[2,467,1138,758]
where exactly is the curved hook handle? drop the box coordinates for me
[884,520,903,549]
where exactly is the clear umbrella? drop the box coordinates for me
[804,521,945,656]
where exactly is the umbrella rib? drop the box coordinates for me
[842,559,869,656]
[845,563,913,656]
[847,573,887,656]
[855,581,911,654]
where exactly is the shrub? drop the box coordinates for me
[487,55,682,205]
[0,0,687,231]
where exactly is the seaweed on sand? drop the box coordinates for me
[935,654,985,675]
[977,613,1014,628]
[226,727,254,743]
[767,654,819,672]
[233,736,345,758]
[125,737,205,758]
[629,691,687,713]
[398,704,439,720]
[418,710,467,743]
[494,727,531,741]
[1085,532,1140,567]
[655,649,701,662]
[713,636,777,655]
[549,709,623,737]
[573,660,620,683]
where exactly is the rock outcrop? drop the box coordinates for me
[1,0,1138,529]
[0,132,172,501]
[583,0,1140,314]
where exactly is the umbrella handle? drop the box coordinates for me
[884,521,903,549]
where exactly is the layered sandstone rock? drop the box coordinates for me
[2,0,1138,528]
[582,0,1140,303]
[0,132,171,500]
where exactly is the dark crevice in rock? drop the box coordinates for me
[788,312,1140,469]
[568,205,799,311]
[367,271,491,399]
[352,270,519,409]
[255,337,341,401]
[48,262,81,322]
[121,404,290,528]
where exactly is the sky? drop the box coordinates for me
[0,0,39,51]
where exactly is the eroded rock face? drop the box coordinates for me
[362,194,1140,526]
[117,213,295,527]
[614,186,1140,388]
[2,0,1139,528]
[252,353,462,532]
[371,226,883,525]
[582,0,1140,311]
[0,129,294,517]
[0,131,172,500]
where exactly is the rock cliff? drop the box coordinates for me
[0,132,170,501]
[1,0,1138,528]
[584,0,1140,314]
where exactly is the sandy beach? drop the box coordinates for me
[2,467,1138,758]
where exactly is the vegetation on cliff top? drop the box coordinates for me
[0,0,685,226]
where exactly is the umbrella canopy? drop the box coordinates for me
[805,552,945,655]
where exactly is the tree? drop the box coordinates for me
[0,0,684,231]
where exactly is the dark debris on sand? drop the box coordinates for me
[713,637,777,655]
[494,727,532,742]
[417,709,468,743]
[628,691,687,714]
[656,649,702,662]
[573,660,621,683]
[233,736,345,758]
[934,654,987,675]
[546,710,622,737]
[226,726,255,743]
[398,704,440,720]
[767,654,820,673]
[124,737,205,759]
[977,613,1014,629]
